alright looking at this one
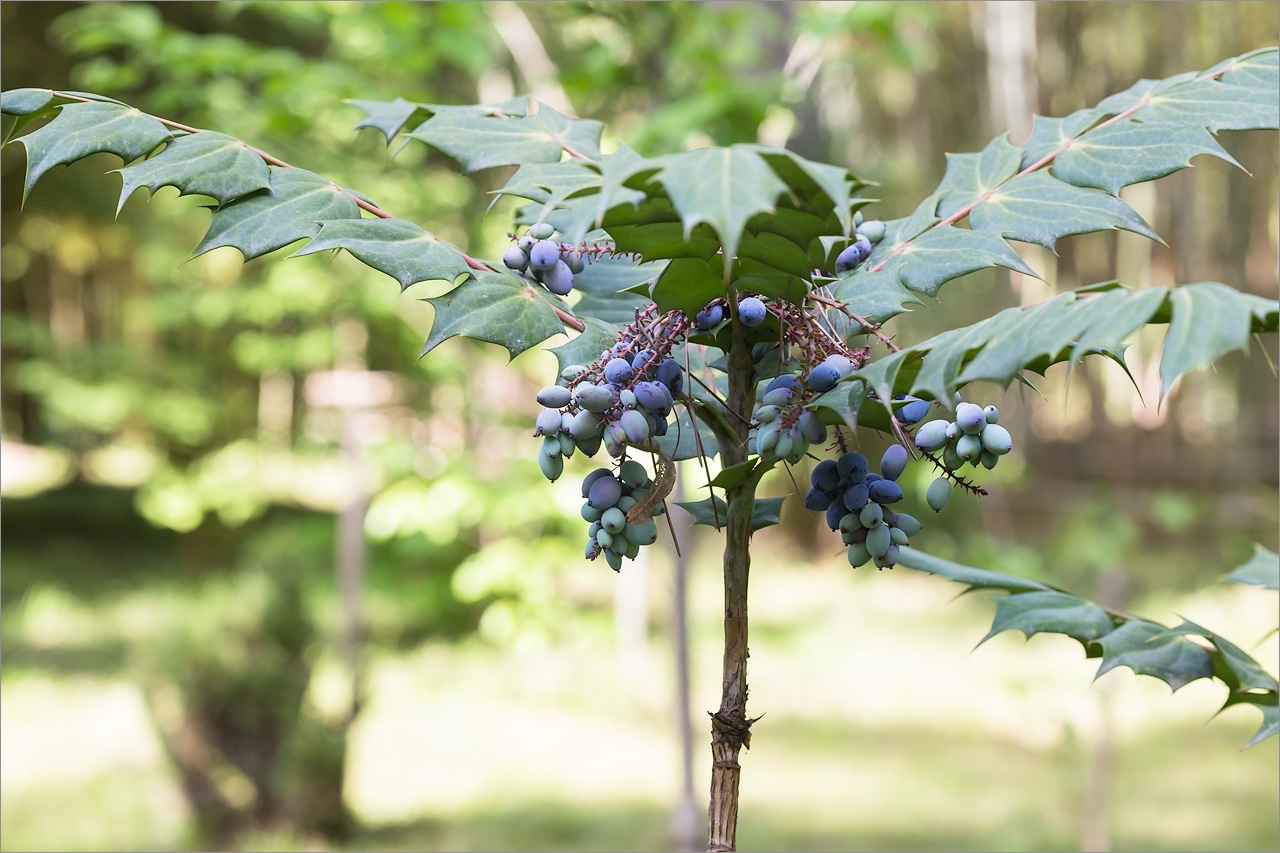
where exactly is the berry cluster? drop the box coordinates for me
[912,402,1012,512]
[532,307,690,568]
[835,214,887,273]
[503,222,588,295]
[750,374,828,465]
[580,460,667,572]
[805,447,922,569]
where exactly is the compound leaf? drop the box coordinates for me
[896,546,1278,747]
[850,282,1275,407]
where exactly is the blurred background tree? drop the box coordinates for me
[1,2,1276,851]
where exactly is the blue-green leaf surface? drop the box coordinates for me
[676,494,787,532]
[192,167,362,260]
[1225,546,1280,591]
[936,134,1024,219]
[969,171,1161,248]
[1053,122,1243,195]
[653,145,788,269]
[895,545,1277,747]
[409,105,603,173]
[113,130,271,210]
[13,101,172,202]
[291,218,472,291]
[419,270,571,360]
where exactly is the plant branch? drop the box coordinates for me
[48,90,499,275]
[867,63,1231,275]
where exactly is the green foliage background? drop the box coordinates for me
[1,3,1277,851]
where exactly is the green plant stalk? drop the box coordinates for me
[706,308,757,853]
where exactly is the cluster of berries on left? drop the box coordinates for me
[503,222,587,295]
[532,305,691,570]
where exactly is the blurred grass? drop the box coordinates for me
[3,530,1276,852]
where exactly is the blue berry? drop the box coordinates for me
[738,297,767,327]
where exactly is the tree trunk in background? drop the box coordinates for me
[979,1,1039,144]
[706,313,756,853]
[669,475,702,852]
[1081,570,1126,852]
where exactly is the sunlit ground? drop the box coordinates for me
[2,534,1277,852]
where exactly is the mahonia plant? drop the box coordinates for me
[4,45,1279,853]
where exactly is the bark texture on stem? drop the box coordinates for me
[706,312,756,853]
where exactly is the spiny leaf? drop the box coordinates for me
[981,590,1115,646]
[829,213,1033,329]
[548,316,618,375]
[850,283,1275,408]
[192,166,362,261]
[706,458,762,491]
[1209,46,1279,90]
[493,160,602,208]
[13,101,173,203]
[827,270,920,326]
[808,380,865,431]
[348,96,424,143]
[676,494,787,532]
[1225,545,1280,591]
[888,225,1038,297]
[750,146,867,236]
[1019,107,1104,168]
[290,218,472,291]
[419,270,571,360]
[1053,121,1243,195]
[1094,71,1202,116]
[936,134,1024,219]
[968,171,1161,249]
[1113,77,1279,133]
[113,131,271,211]
[409,105,603,173]
[896,546,1278,747]
[1157,619,1279,694]
[1090,619,1215,692]
[1158,282,1262,395]
[864,192,944,269]
[1244,702,1279,749]
[351,95,532,144]
[653,145,788,270]
[1067,287,1171,370]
